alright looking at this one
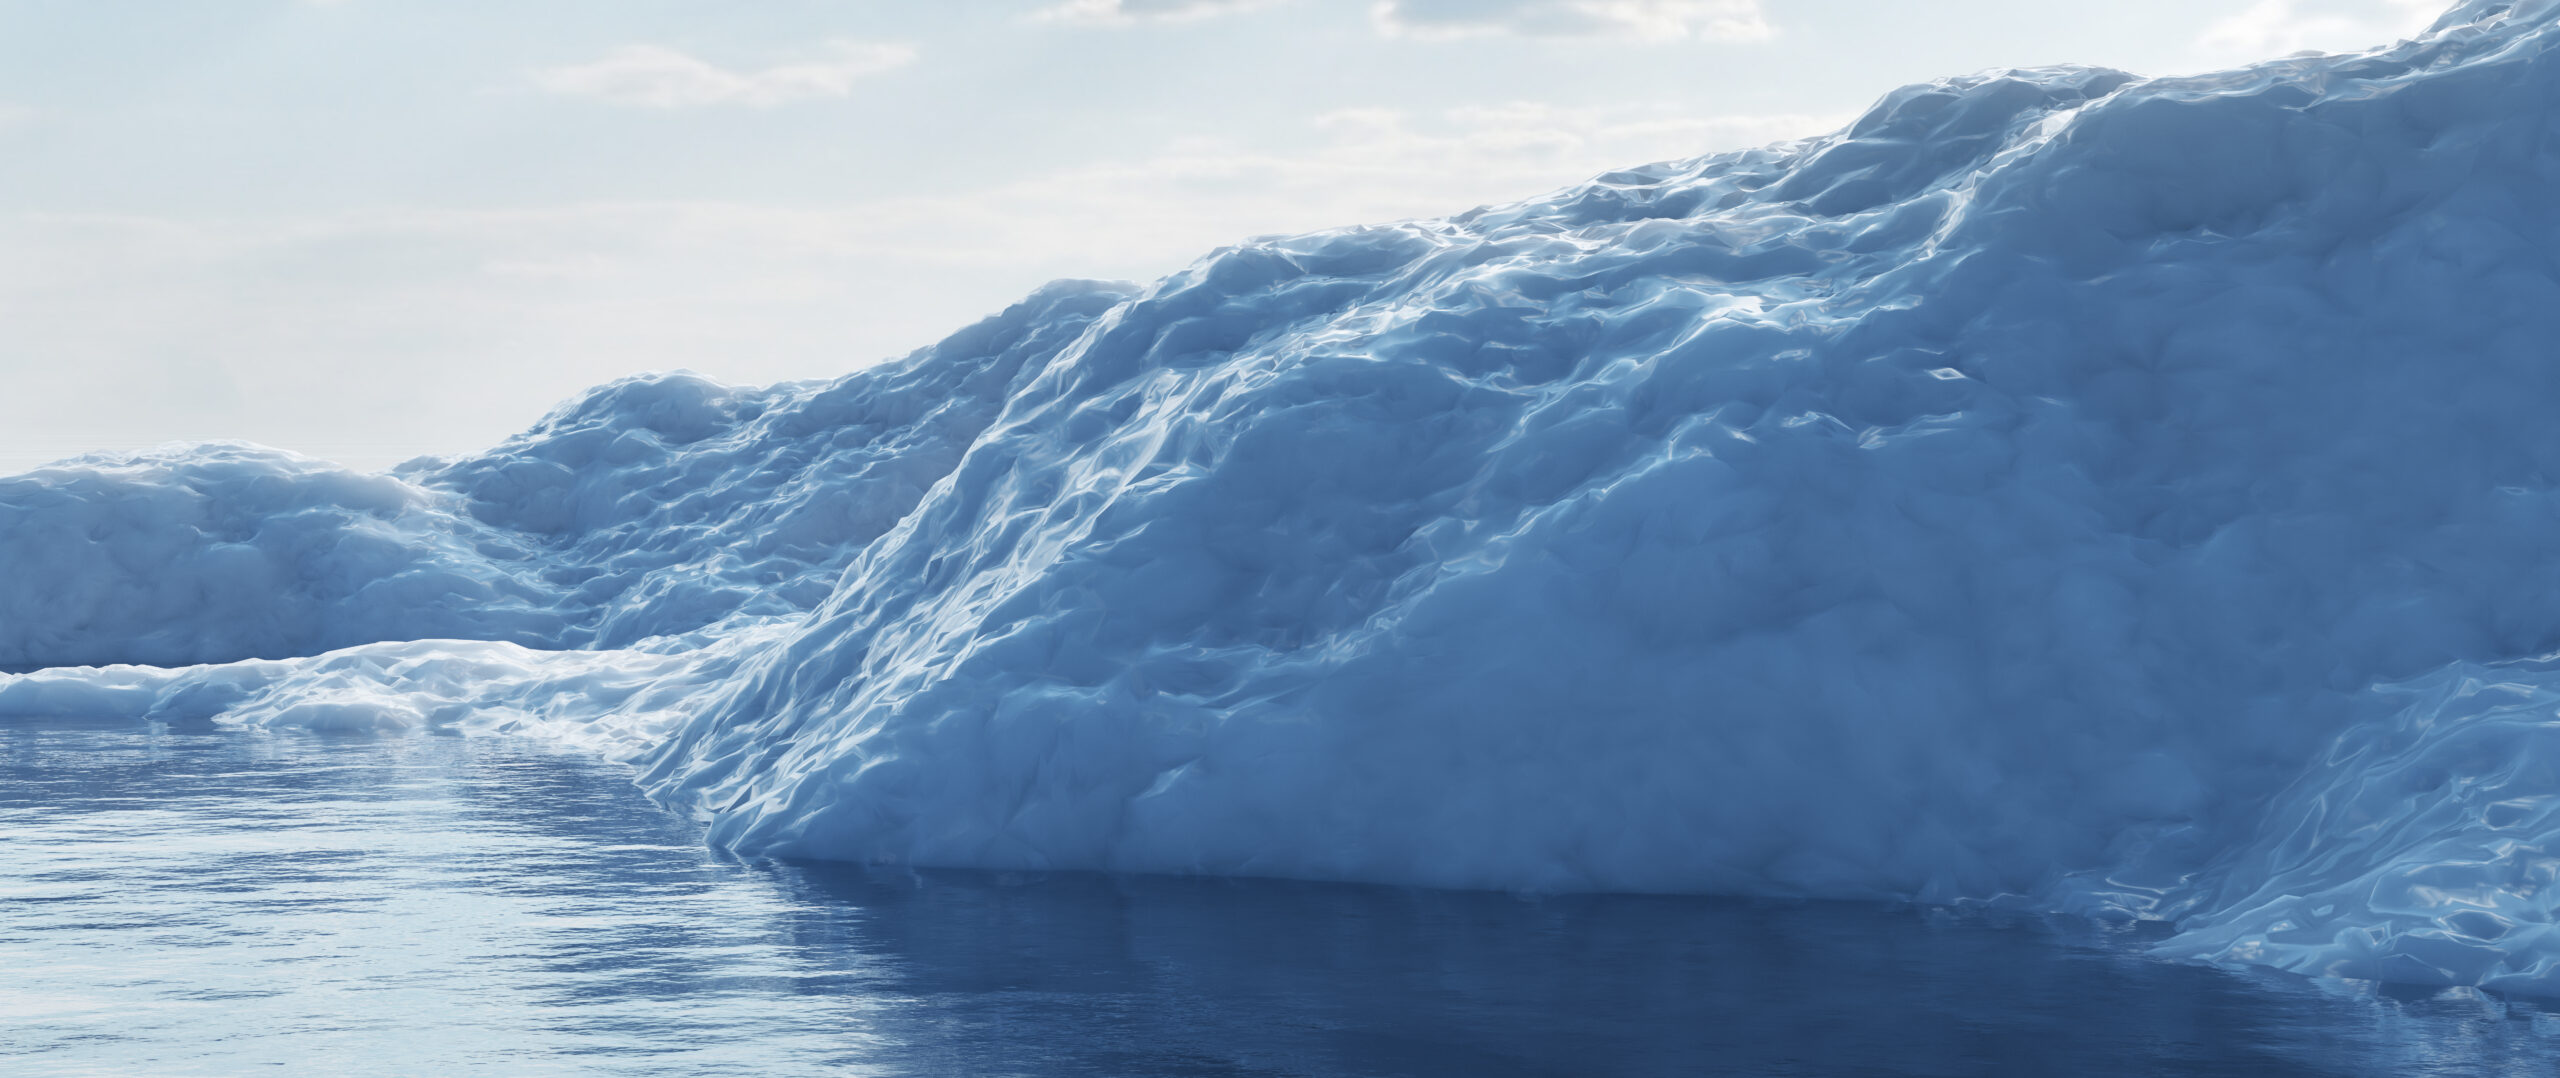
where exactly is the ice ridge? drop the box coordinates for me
[12,0,2560,994]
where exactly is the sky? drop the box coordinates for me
[0,0,2447,472]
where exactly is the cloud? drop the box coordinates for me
[0,103,1836,471]
[0,103,32,130]
[1032,0,1288,23]
[2195,0,2439,59]
[1373,0,1773,41]
[532,40,916,108]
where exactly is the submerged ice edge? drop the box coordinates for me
[11,0,2560,994]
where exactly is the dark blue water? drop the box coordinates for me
[5,723,2558,1077]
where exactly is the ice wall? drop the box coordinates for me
[12,0,2560,994]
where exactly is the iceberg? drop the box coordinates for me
[13,0,2560,993]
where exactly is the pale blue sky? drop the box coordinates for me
[0,0,2444,470]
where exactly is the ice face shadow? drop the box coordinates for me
[759,863,2560,1077]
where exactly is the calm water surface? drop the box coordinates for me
[5,721,2559,1077]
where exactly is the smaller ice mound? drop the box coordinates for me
[0,629,770,750]
[0,444,566,669]
[0,280,1135,669]
[2159,661,2560,992]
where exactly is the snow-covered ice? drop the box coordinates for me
[14,0,2560,993]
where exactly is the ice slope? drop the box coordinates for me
[14,0,2560,992]
[0,281,1129,668]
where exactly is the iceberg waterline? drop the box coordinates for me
[13,0,2560,992]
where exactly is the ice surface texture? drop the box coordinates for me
[14,0,2560,992]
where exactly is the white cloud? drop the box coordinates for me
[0,102,1836,472]
[2195,0,2439,59]
[532,40,916,108]
[0,103,32,130]
[1373,0,1773,41]
[1032,0,1289,23]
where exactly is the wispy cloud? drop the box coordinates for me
[0,102,1836,469]
[532,40,916,108]
[2195,0,2438,59]
[1032,0,1289,23]
[1373,0,1773,41]
[0,103,33,130]
[5,101,1843,466]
